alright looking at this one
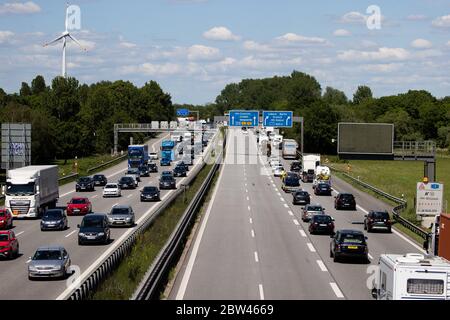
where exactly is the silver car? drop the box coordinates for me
[28,246,71,280]
[107,205,135,227]
[302,204,326,222]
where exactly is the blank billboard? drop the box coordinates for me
[338,123,394,155]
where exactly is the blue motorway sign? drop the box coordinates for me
[229,110,260,127]
[263,111,293,128]
[177,109,190,117]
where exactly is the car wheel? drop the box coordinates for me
[367,226,372,233]
[78,240,83,246]
[387,227,392,233]
[333,254,339,263]
[330,250,334,258]
[28,275,34,281]
[364,223,367,231]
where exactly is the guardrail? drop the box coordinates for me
[133,131,226,300]
[87,154,128,174]
[64,130,221,300]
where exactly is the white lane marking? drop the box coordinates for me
[245,183,248,187]
[317,260,328,272]
[280,197,285,202]
[92,195,98,199]
[248,206,251,211]
[277,192,281,197]
[251,230,255,238]
[368,253,374,260]
[26,259,31,264]
[299,230,307,237]
[246,189,249,193]
[283,204,289,208]
[113,203,119,207]
[254,251,259,263]
[65,230,77,238]
[246,196,250,201]
[106,168,127,179]
[60,190,75,197]
[333,186,426,254]
[330,282,344,298]
[127,194,133,198]
[272,184,276,188]
[293,219,300,226]
[16,231,25,237]
[250,218,253,224]
[259,284,265,300]
[288,210,294,216]
[307,243,316,252]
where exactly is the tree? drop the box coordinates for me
[287,71,322,109]
[353,85,373,104]
[323,87,348,106]
[31,75,47,95]
[20,82,32,97]
[0,88,6,107]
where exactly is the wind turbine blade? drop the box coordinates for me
[43,34,65,47]
[67,33,87,51]
[65,2,69,31]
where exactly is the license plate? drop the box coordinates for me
[87,236,96,240]
[348,246,358,249]
[47,224,55,227]
[320,224,328,227]
[81,187,86,190]
[74,209,80,212]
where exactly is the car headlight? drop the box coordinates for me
[98,232,105,236]
[126,217,131,221]
[29,265,37,271]
[79,233,85,237]
[54,265,63,270]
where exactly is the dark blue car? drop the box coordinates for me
[160,158,171,166]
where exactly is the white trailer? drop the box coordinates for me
[282,139,298,160]
[302,154,321,173]
[372,253,450,300]
[6,166,59,218]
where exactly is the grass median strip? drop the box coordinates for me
[90,163,214,300]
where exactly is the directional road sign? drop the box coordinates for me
[177,109,190,117]
[263,111,293,128]
[229,110,259,127]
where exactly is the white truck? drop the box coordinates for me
[301,154,321,183]
[372,253,450,300]
[5,166,59,219]
[282,139,298,160]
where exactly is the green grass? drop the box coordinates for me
[56,154,125,179]
[91,163,214,300]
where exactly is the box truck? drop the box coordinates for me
[372,253,450,300]
[282,139,298,160]
[301,154,321,183]
[5,166,59,219]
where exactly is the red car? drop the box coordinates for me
[0,230,19,259]
[66,197,92,216]
[0,209,13,230]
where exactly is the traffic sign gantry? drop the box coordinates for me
[229,110,259,127]
[263,111,293,128]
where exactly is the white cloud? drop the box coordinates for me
[333,29,351,37]
[338,47,410,62]
[187,44,220,61]
[120,41,137,48]
[411,38,432,49]
[432,15,450,28]
[0,1,41,15]
[120,62,183,76]
[340,11,367,24]
[203,26,241,41]
[360,63,403,73]
[407,14,427,21]
[243,40,273,52]
[0,31,14,43]
[276,33,327,44]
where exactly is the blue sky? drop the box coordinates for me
[1,0,450,104]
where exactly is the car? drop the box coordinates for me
[159,175,176,190]
[330,230,369,263]
[127,168,141,182]
[107,205,135,227]
[160,158,171,166]
[125,175,139,188]
[118,176,136,189]
[0,230,19,259]
[272,165,285,177]
[78,214,111,245]
[139,164,150,177]
[140,186,161,202]
[242,130,249,135]
[364,211,392,233]
[148,162,158,173]
[149,152,159,161]
[66,197,92,216]
[301,170,315,183]
[103,183,121,198]
[290,161,302,173]
[173,165,187,177]
[269,159,281,167]
[162,171,174,178]
[309,214,335,235]
[176,161,189,172]
[335,193,356,210]
[0,209,13,230]
[41,209,68,231]
[282,174,300,192]
[76,177,95,192]
[314,183,332,196]
[28,246,71,280]
[292,190,311,206]
[93,174,107,187]
[302,204,326,222]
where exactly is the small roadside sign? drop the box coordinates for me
[416,182,444,216]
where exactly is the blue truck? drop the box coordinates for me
[128,145,149,169]
[160,140,176,166]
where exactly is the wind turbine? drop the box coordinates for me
[43,3,86,78]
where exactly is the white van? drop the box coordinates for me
[372,253,450,300]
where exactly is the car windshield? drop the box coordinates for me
[105,184,117,189]
[0,234,9,241]
[313,215,332,223]
[81,217,103,228]
[307,206,323,212]
[44,211,62,219]
[372,212,389,219]
[295,192,308,197]
[79,178,91,183]
[341,233,365,244]
[6,182,35,196]
[120,177,132,183]
[319,184,329,188]
[111,208,130,215]
[161,176,173,182]
[94,175,104,180]
[285,178,299,185]
[341,194,354,200]
[143,187,157,192]
[33,250,62,261]
[0,211,5,217]
[71,199,87,204]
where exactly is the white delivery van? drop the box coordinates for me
[372,253,450,300]
[282,139,298,160]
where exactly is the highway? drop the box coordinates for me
[171,128,424,300]
[0,132,217,300]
